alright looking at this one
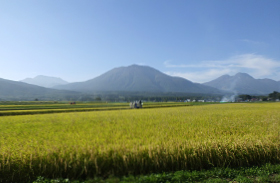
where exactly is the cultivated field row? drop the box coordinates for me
[0,102,195,116]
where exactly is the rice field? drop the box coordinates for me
[0,102,192,116]
[0,103,279,182]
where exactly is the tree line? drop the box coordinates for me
[238,91,280,101]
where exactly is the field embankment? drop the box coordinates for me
[0,103,279,182]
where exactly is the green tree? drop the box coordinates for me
[269,91,279,100]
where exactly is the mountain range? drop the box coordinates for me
[53,65,222,94]
[203,73,280,95]
[21,75,68,88]
[0,78,78,101]
[1,65,280,101]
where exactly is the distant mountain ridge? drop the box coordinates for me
[21,75,68,88]
[54,65,222,94]
[0,78,78,101]
[203,73,280,95]
[3,65,279,100]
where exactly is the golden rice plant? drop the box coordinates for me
[0,103,279,182]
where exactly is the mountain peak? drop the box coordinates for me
[203,72,280,94]
[234,72,254,79]
[127,64,154,69]
[21,75,68,88]
[129,64,141,67]
[54,65,222,94]
[219,74,231,78]
[35,75,61,79]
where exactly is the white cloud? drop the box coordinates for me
[165,69,236,83]
[164,54,280,83]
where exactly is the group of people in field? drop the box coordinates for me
[130,100,142,108]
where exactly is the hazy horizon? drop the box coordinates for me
[13,65,280,84]
[1,0,279,83]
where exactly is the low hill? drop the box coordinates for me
[203,73,280,95]
[54,65,222,94]
[0,78,79,101]
[21,75,68,88]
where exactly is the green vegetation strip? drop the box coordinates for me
[33,163,280,183]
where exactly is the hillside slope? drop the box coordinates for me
[21,75,68,88]
[54,65,222,94]
[0,78,78,101]
[203,73,280,94]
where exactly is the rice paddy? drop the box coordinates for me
[0,102,192,116]
[0,102,279,182]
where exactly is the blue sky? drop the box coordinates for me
[1,0,280,83]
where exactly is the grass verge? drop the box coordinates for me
[32,163,280,183]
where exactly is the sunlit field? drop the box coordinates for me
[0,103,279,182]
[0,101,193,116]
